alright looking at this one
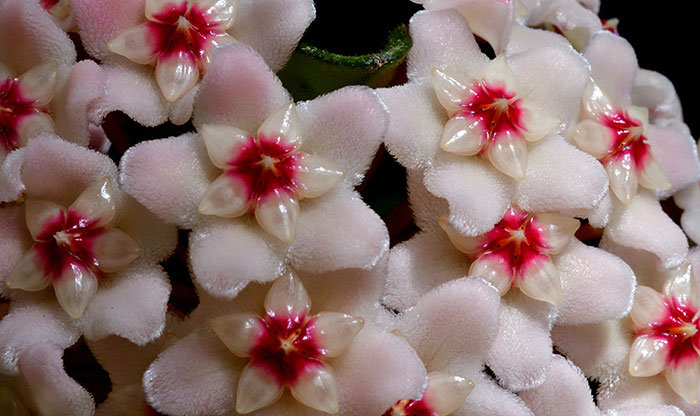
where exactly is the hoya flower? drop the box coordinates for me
[0,136,177,375]
[431,55,560,179]
[523,0,604,50]
[384,173,635,393]
[121,44,389,298]
[440,206,580,305]
[142,265,427,415]
[380,9,608,240]
[571,31,699,205]
[384,277,535,416]
[674,179,700,245]
[72,0,314,125]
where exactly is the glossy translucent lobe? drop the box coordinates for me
[0,76,53,154]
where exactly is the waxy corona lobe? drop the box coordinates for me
[210,270,364,414]
[383,372,474,416]
[441,207,579,305]
[6,177,141,319]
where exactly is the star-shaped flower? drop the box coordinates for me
[432,55,560,179]
[107,0,237,102]
[198,103,343,242]
[440,206,579,305]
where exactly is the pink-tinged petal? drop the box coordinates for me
[573,118,616,159]
[310,312,364,358]
[21,135,118,206]
[526,0,602,48]
[101,64,169,127]
[646,123,700,197]
[113,196,178,263]
[236,362,285,413]
[17,343,95,415]
[487,293,555,391]
[67,176,116,229]
[194,44,290,131]
[628,334,669,377]
[155,52,200,102]
[486,131,528,180]
[422,372,473,416]
[288,153,344,199]
[198,170,256,217]
[107,23,158,65]
[15,112,55,147]
[602,193,688,270]
[91,228,141,273]
[462,372,534,416]
[431,68,471,117]
[120,133,217,228]
[24,199,65,241]
[144,329,239,415]
[439,215,486,256]
[296,86,388,186]
[633,69,683,125]
[469,252,513,296]
[264,269,310,320]
[229,0,315,72]
[384,229,470,312]
[665,359,700,405]
[0,0,75,72]
[555,239,635,325]
[290,362,339,413]
[72,0,146,61]
[288,185,389,273]
[605,405,685,416]
[532,212,579,254]
[583,31,637,108]
[517,254,562,305]
[210,312,265,357]
[397,278,501,374]
[0,148,26,203]
[378,83,445,169]
[0,206,31,295]
[200,124,258,168]
[664,263,699,306]
[631,286,668,328]
[257,103,302,156]
[505,24,571,56]
[6,246,51,292]
[441,116,485,156]
[255,187,299,243]
[424,158,509,236]
[16,61,59,106]
[407,10,489,82]
[79,262,169,344]
[519,354,599,416]
[606,154,638,204]
[53,260,98,319]
[189,218,286,298]
[145,0,180,21]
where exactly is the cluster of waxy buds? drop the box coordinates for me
[1,0,700,415]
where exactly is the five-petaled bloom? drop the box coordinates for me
[198,102,344,242]
[0,62,58,157]
[210,269,364,413]
[628,263,700,404]
[108,0,236,101]
[383,371,473,416]
[573,79,671,203]
[440,206,579,305]
[431,55,560,180]
[6,177,141,319]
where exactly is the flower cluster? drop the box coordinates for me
[1,0,700,415]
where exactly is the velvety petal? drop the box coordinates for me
[633,69,683,126]
[519,354,599,416]
[194,44,290,132]
[379,83,445,169]
[296,86,388,186]
[21,135,118,207]
[189,217,286,298]
[555,239,636,325]
[0,298,79,373]
[504,24,571,56]
[459,372,534,416]
[17,343,94,415]
[424,156,509,236]
[582,31,637,108]
[101,63,169,127]
[487,292,556,391]
[0,0,75,73]
[0,148,26,203]
[396,278,501,376]
[384,229,471,312]
[113,196,178,263]
[229,0,315,72]
[602,193,688,270]
[119,133,218,229]
[143,328,240,415]
[525,0,602,50]
[73,0,147,61]
[646,123,700,197]
[78,261,170,344]
[288,185,389,273]
[0,205,31,296]
[406,10,489,82]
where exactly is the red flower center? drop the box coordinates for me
[383,398,435,416]
[460,81,525,147]
[598,110,651,173]
[0,77,46,153]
